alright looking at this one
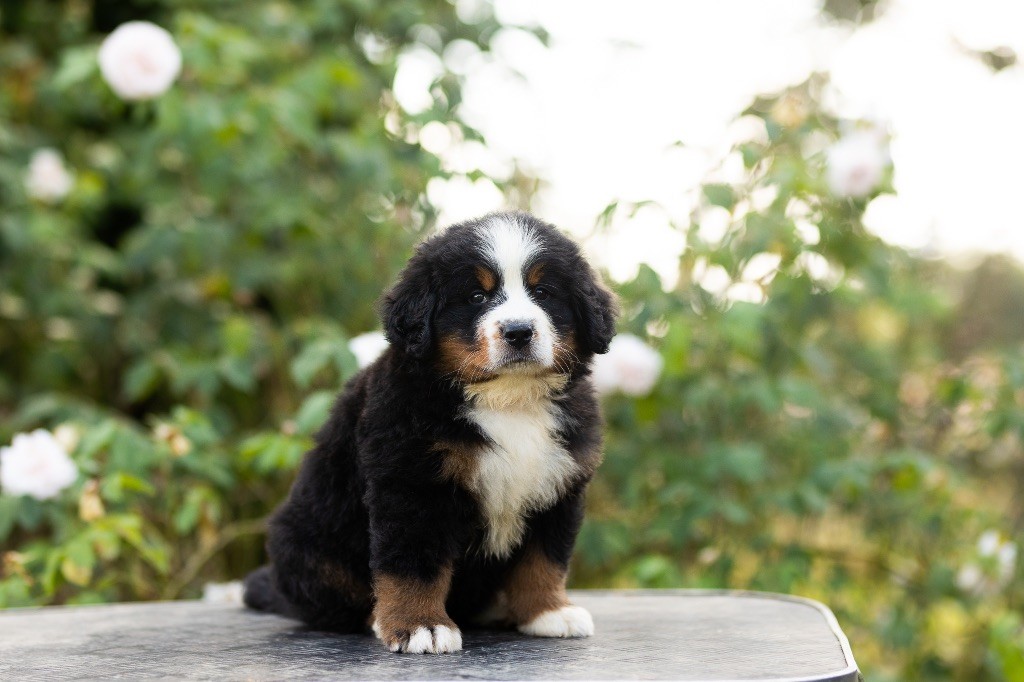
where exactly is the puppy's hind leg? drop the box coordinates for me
[243,564,301,618]
[271,549,374,632]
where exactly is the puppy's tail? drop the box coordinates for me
[243,565,293,616]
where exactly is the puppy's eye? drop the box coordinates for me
[469,291,488,305]
[532,285,552,301]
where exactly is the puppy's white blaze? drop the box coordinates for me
[467,215,577,556]
[404,625,462,654]
[465,399,579,558]
[519,605,594,638]
[478,216,556,369]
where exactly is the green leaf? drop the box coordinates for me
[294,391,334,436]
[64,535,97,573]
[173,489,205,534]
[123,359,163,402]
[77,420,117,461]
[703,183,736,210]
[219,356,256,392]
[51,46,98,90]
[100,473,156,503]
[240,433,309,473]
[221,315,254,357]
[290,340,338,389]
[41,550,63,595]
[0,495,20,542]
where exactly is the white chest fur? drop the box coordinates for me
[463,395,579,558]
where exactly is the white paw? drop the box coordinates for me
[400,625,463,654]
[518,605,594,638]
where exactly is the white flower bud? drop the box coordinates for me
[978,529,1001,557]
[53,423,81,453]
[958,530,1019,596]
[78,479,105,522]
[25,149,74,203]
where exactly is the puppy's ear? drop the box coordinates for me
[380,258,437,358]
[573,265,619,355]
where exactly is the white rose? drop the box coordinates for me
[978,529,1001,557]
[25,149,74,203]
[825,131,888,198]
[0,429,78,500]
[349,331,389,369]
[957,530,1018,595]
[955,563,983,593]
[590,333,663,397]
[978,530,1017,584]
[98,21,182,101]
[53,423,81,453]
[997,542,1018,583]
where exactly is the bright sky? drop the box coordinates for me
[398,0,1024,283]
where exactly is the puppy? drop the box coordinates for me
[243,211,617,654]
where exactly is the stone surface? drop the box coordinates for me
[0,590,858,681]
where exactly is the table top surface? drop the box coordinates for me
[0,590,858,681]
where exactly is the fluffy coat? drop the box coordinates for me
[243,212,616,653]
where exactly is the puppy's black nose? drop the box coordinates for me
[502,321,534,350]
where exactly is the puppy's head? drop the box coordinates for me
[381,212,617,384]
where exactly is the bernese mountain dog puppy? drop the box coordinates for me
[243,211,617,654]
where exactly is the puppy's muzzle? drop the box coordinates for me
[501,320,535,350]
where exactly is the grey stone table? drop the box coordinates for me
[0,590,858,681]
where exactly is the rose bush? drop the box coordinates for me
[578,78,1024,681]
[0,0,513,607]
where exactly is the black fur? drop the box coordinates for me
[244,211,616,634]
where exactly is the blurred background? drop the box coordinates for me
[1,1,1022,679]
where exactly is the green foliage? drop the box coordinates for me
[1,5,1022,682]
[576,78,1024,681]
[0,0,510,602]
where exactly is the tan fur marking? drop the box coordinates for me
[463,372,568,410]
[475,265,496,291]
[552,330,579,375]
[526,263,545,287]
[373,566,455,648]
[438,334,494,384]
[432,440,480,488]
[504,545,570,625]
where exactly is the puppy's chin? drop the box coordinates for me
[464,366,569,410]
[491,355,552,377]
[488,336,561,373]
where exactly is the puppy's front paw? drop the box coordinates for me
[373,620,463,654]
[518,605,594,638]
